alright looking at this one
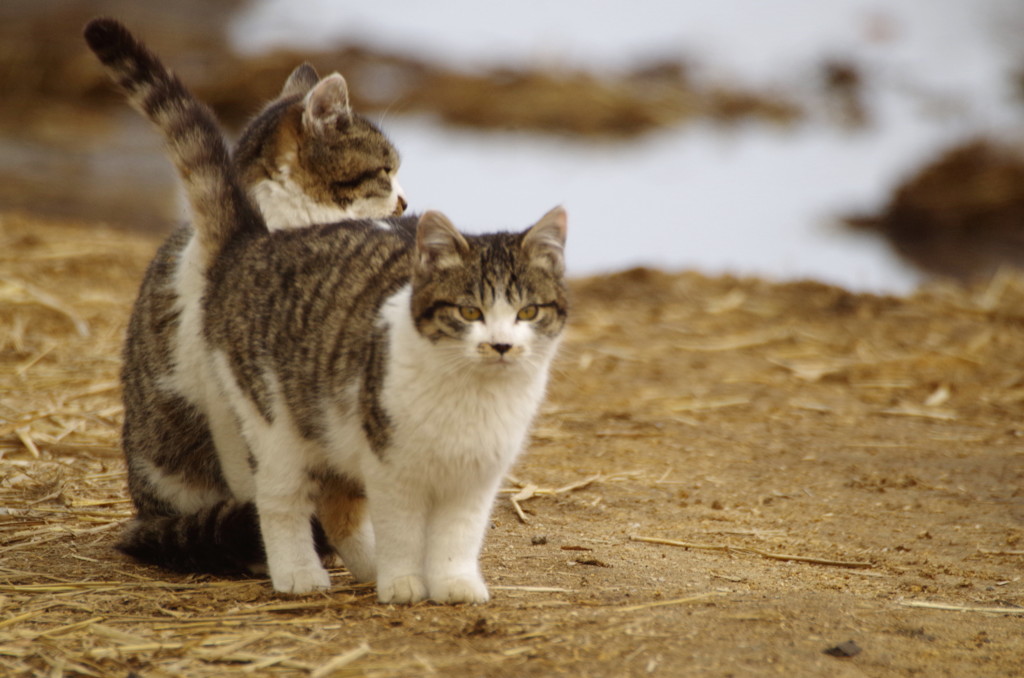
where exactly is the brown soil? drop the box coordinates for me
[2,212,1022,677]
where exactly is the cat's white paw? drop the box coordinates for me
[377,574,428,604]
[271,565,331,595]
[430,575,490,604]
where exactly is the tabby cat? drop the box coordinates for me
[83,18,406,580]
[86,18,568,603]
[234,62,407,227]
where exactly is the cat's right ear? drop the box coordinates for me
[523,206,568,277]
[415,211,470,273]
[281,62,320,99]
[303,73,352,134]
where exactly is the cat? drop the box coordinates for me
[83,19,406,577]
[234,62,407,227]
[86,18,569,603]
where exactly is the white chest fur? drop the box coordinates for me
[376,286,553,484]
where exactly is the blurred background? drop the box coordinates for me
[3,0,1024,294]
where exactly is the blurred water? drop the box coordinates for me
[232,0,1024,293]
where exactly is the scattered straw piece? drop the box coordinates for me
[978,548,1024,556]
[879,404,957,421]
[309,643,371,678]
[670,327,789,352]
[769,357,852,382]
[491,585,572,593]
[618,591,726,613]
[36,616,105,639]
[0,610,39,630]
[88,624,151,646]
[14,427,40,459]
[899,600,1024,615]
[88,642,185,659]
[512,484,538,502]
[0,275,90,337]
[553,474,602,494]
[630,535,873,569]
[510,495,530,524]
[666,396,751,414]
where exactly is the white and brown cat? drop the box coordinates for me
[86,18,568,603]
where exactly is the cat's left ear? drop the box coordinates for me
[303,73,353,133]
[281,62,320,98]
[522,206,568,276]
[415,211,470,273]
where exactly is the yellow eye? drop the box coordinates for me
[459,306,483,321]
[517,305,539,321]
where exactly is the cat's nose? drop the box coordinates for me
[491,343,512,355]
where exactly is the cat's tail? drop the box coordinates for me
[83,17,264,267]
[117,501,332,575]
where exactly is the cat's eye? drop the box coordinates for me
[459,306,483,321]
[517,305,539,321]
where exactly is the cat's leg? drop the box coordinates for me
[337,513,376,583]
[316,477,376,582]
[212,353,330,595]
[253,446,331,594]
[365,476,429,604]
[424,477,501,604]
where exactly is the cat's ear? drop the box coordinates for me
[303,73,352,133]
[522,206,568,276]
[415,211,470,273]
[281,62,320,98]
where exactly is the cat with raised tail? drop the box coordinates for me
[86,18,569,603]
[82,18,407,580]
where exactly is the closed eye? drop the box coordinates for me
[331,178,361,191]
[331,168,390,192]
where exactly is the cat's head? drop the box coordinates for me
[235,63,406,229]
[409,207,569,372]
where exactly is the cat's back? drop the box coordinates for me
[221,215,416,291]
[205,215,417,356]
[202,216,418,438]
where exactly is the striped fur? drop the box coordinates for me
[84,18,264,268]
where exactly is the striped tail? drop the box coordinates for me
[117,501,333,575]
[83,17,265,266]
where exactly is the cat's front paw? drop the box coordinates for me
[271,565,331,595]
[430,575,489,604]
[377,574,427,604]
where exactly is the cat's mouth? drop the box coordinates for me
[476,342,521,366]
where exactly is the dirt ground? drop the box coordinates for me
[1,211,1022,677]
